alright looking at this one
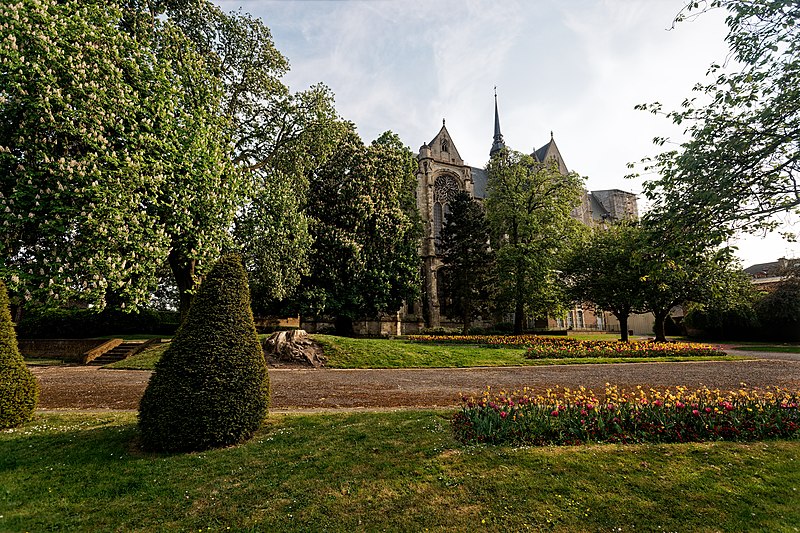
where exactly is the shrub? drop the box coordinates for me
[756,278,800,341]
[138,255,269,452]
[16,307,180,339]
[0,281,39,429]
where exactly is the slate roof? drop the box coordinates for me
[744,261,783,277]
[471,167,488,199]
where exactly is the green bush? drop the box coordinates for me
[756,278,800,341]
[16,307,179,338]
[0,281,39,429]
[138,255,269,452]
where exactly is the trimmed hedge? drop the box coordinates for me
[16,307,180,339]
[0,281,39,429]
[138,254,269,452]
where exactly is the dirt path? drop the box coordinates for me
[30,353,800,411]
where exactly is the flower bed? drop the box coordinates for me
[405,334,544,346]
[453,385,800,445]
[525,338,722,359]
[405,334,724,358]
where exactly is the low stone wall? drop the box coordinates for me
[18,339,116,363]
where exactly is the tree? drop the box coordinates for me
[0,280,39,429]
[138,254,269,452]
[636,0,799,244]
[159,1,343,313]
[683,282,761,341]
[296,127,420,335]
[438,191,495,334]
[637,222,746,341]
[756,277,800,341]
[485,150,584,334]
[0,0,235,315]
[0,0,341,318]
[563,223,648,342]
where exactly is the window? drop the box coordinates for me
[433,174,459,253]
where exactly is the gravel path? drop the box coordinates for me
[30,350,800,411]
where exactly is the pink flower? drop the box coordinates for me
[653,400,663,407]
[676,401,685,409]
[704,407,712,413]
[692,409,700,416]
[581,409,588,416]
[586,403,595,410]
[551,410,559,417]
[500,411,508,419]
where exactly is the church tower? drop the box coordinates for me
[415,119,477,327]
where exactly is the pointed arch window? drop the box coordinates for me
[433,174,459,252]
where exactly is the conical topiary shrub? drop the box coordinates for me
[138,254,269,452]
[0,280,39,429]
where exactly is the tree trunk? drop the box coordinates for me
[618,313,630,342]
[513,257,525,335]
[462,300,472,335]
[513,298,524,335]
[653,309,670,342]
[168,249,196,321]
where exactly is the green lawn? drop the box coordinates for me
[105,343,169,370]
[314,335,744,368]
[105,335,745,370]
[733,345,800,354]
[1,411,799,532]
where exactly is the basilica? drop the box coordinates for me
[407,96,639,333]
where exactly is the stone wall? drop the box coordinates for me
[18,339,111,362]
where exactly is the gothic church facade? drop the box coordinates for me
[408,97,638,332]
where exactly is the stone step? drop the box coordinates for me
[88,342,144,366]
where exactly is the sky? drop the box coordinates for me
[218,0,798,268]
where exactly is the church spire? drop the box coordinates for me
[490,87,505,157]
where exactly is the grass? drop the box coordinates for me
[22,358,66,366]
[2,411,799,531]
[733,345,800,354]
[103,335,744,370]
[314,335,745,369]
[105,343,169,370]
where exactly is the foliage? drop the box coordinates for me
[683,271,762,340]
[755,277,800,341]
[485,151,584,334]
[438,191,494,333]
[0,0,235,312]
[454,385,800,446]
[295,128,420,334]
[0,280,38,429]
[0,0,343,317]
[563,223,648,341]
[138,255,268,452]
[635,0,800,243]
[16,308,179,339]
[637,224,745,341]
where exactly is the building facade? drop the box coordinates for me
[408,97,639,332]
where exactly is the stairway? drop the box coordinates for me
[88,341,143,366]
